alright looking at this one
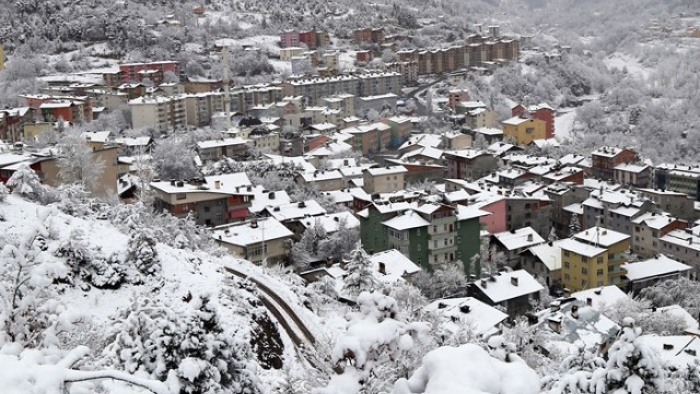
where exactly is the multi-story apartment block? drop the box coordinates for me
[359,201,489,275]
[659,229,700,277]
[353,27,385,44]
[581,189,654,235]
[614,163,652,188]
[638,188,698,223]
[129,95,186,133]
[654,163,700,201]
[560,226,630,292]
[281,72,402,105]
[119,61,179,85]
[590,146,637,180]
[443,149,500,180]
[362,166,407,194]
[280,30,328,49]
[184,92,224,127]
[631,212,687,259]
[544,183,591,238]
[0,107,32,143]
[229,84,283,114]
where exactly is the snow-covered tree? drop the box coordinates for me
[125,228,160,277]
[152,138,199,180]
[318,292,431,394]
[411,262,469,300]
[104,295,260,394]
[548,227,559,242]
[57,128,106,194]
[342,244,379,297]
[6,164,45,201]
[639,277,700,319]
[569,213,581,237]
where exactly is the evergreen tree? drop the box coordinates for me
[342,244,379,297]
[6,164,45,201]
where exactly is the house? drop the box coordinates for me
[212,217,294,264]
[425,297,508,339]
[369,249,422,284]
[571,285,630,311]
[119,61,179,85]
[470,270,543,317]
[295,169,343,192]
[581,189,655,235]
[622,255,691,295]
[637,335,700,371]
[248,186,291,215]
[511,103,555,139]
[501,117,546,145]
[560,226,631,292]
[638,188,698,223]
[443,149,500,181]
[658,229,700,276]
[298,211,360,235]
[614,163,652,188]
[631,212,687,258]
[590,146,637,181]
[490,227,545,269]
[196,138,247,162]
[544,183,591,238]
[150,174,254,226]
[521,240,567,289]
[362,166,407,193]
[261,200,327,237]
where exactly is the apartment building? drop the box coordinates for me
[659,229,700,277]
[119,61,179,85]
[150,174,254,226]
[443,149,500,180]
[362,166,407,194]
[129,95,186,133]
[590,146,637,181]
[502,117,546,145]
[631,212,687,259]
[281,72,402,105]
[511,103,556,139]
[184,92,224,127]
[654,163,700,201]
[560,226,630,292]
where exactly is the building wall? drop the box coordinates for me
[502,118,546,145]
[561,249,607,292]
[479,199,507,234]
[456,217,482,277]
[362,171,405,193]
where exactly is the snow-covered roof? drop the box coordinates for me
[265,200,326,222]
[369,249,421,283]
[637,335,700,370]
[571,286,630,310]
[212,218,294,247]
[443,149,487,160]
[455,204,491,221]
[559,154,586,166]
[592,146,627,158]
[525,240,565,271]
[82,131,113,143]
[474,127,503,136]
[531,139,561,149]
[249,186,291,214]
[365,165,407,176]
[622,255,691,282]
[474,270,543,303]
[492,227,545,251]
[196,138,246,149]
[425,297,508,336]
[298,169,343,182]
[558,238,606,258]
[298,212,360,233]
[501,116,532,126]
[382,210,430,230]
[614,163,649,173]
[573,226,630,247]
[631,212,681,229]
[150,173,252,195]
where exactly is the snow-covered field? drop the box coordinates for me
[555,109,577,141]
[603,53,651,80]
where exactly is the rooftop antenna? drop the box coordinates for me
[594,214,602,247]
[222,46,232,130]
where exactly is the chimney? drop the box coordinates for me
[571,305,579,319]
[586,297,593,306]
[378,262,386,275]
[215,180,221,189]
[547,317,561,334]
[527,234,533,242]
[550,301,560,313]
[460,305,471,314]
[480,278,488,288]
[511,276,519,286]
[563,288,571,298]
[663,343,674,350]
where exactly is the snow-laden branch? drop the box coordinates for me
[64,369,171,394]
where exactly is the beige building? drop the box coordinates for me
[280,47,305,61]
[322,52,340,70]
[362,166,407,194]
[185,92,224,127]
[129,95,186,133]
[0,43,5,70]
[295,169,343,191]
[211,218,294,264]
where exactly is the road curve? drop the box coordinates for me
[224,266,317,347]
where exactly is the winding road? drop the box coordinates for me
[224,266,317,348]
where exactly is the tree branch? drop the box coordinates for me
[64,369,172,394]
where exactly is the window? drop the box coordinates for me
[608,253,615,260]
[417,244,421,251]
[582,267,588,275]
[564,262,570,269]
[582,256,588,263]
[176,193,186,200]
[597,281,604,287]
[417,228,421,236]
[204,206,210,213]
[597,269,604,276]
[564,274,570,281]
[564,251,570,257]
[597,257,604,264]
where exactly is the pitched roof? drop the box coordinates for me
[473,270,544,303]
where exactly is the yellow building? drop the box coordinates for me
[560,226,630,292]
[501,116,546,145]
[0,44,4,70]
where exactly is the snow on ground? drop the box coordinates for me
[339,50,357,71]
[555,109,577,141]
[216,35,281,55]
[269,58,292,74]
[604,53,651,80]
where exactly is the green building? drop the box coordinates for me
[358,201,489,276]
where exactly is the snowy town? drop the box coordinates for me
[2,1,700,394]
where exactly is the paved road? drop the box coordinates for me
[406,76,447,116]
[224,266,316,347]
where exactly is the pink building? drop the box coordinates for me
[475,196,507,234]
[280,30,300,48]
